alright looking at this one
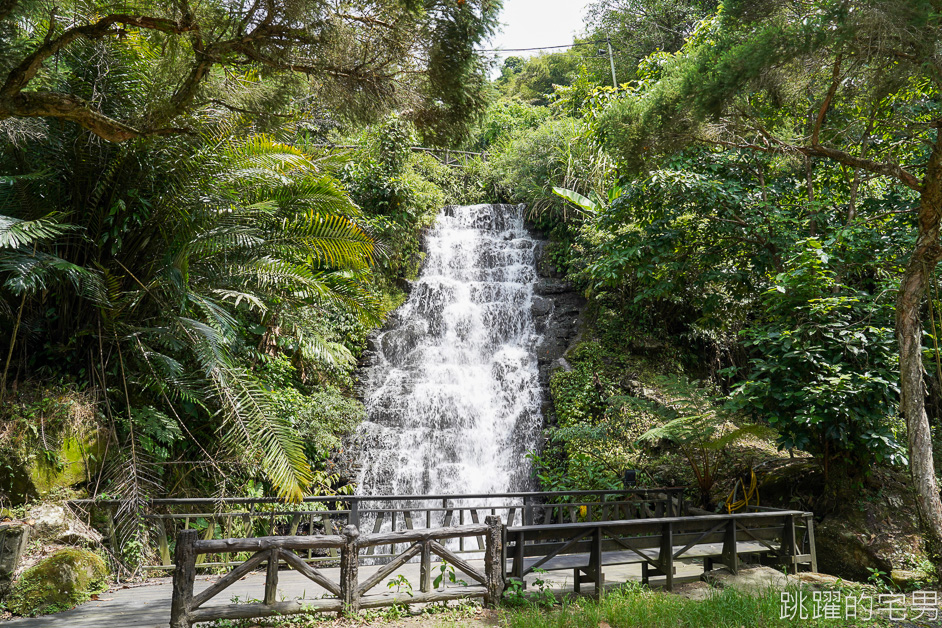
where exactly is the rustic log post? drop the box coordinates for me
[170,529,199,628]
[339,524,360,616]
[484,515,504,607]
[420,540,432,593]
[264,548,279,605]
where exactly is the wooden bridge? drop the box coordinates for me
[68,490,816,627]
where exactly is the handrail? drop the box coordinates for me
[169,519,504,628]
[67,489,688,571]
[69,488,682,506]
[505,509,817,591]
[506,508,812,532]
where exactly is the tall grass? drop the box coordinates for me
[501,582,888,628]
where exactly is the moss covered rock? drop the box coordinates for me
[0,432,106,505]
[7,548,109,616]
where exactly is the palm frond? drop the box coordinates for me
[0,213,74,248]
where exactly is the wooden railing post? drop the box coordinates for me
[590,525,604,596]
[783,514,797,574]
[339,524,360,616]
[660,522,673,591]
[804,513,818,572]
[264,548,279,605]
[170,529,199,628]
[484,515,504,607]
[721,519,738,575]
[420,540,432,593]
[349,500,360,527]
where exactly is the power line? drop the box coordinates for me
[476,39,611,53]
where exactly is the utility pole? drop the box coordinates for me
[607,38,618,89]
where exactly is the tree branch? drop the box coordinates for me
[337,13,394,29]
[813,53,842,145]
[803,143,923,192]
[1,14,199,98]
[0,92,191,142]
[699,136,923,193]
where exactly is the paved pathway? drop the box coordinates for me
[0,559,704,627]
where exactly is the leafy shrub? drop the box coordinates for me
[731,239,905,470]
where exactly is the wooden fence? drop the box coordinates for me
[68,489,684,572]
[169,518,503,628]
[505,510,817,592]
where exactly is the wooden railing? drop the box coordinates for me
[505,510,817,592]
[68,489,684,571]
[169,518,504,628]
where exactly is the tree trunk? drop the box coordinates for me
[896,131,942,573]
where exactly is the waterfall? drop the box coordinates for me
[354,204,543,498]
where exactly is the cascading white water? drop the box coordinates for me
[355,204,543,498]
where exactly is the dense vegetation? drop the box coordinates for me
[474,0,942,574]
[0,0,495,539]
[3,0,942,587]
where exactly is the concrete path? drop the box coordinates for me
[0,559,704,627]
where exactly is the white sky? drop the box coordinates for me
[487,0,594,61]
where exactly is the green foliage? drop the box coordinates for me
[485,116,613,232]
[0,0,501,145]
[501,580,873,627]
[432,560,467,589]
[732,239,905,469]
[628,375,776,508]
[468,99,551,151]
[585,0,718,82]
[386,573,413,597]
[496,52,583,106]
[0,121,382,503]
[341,115,443,281]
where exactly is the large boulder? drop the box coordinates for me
[27,504,103,546]
[0,431,106,506]
[0,523,30,600]
[6,548,109,616]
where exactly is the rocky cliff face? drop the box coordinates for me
[530,238,586,428]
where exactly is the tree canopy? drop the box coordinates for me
[0,0,500,145]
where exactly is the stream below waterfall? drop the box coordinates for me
[354,204,544,501]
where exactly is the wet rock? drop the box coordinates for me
[531,296,552,317]
[534,278,570,295]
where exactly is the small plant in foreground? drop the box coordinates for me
[386,573,413,597]
[433,560,468,589]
